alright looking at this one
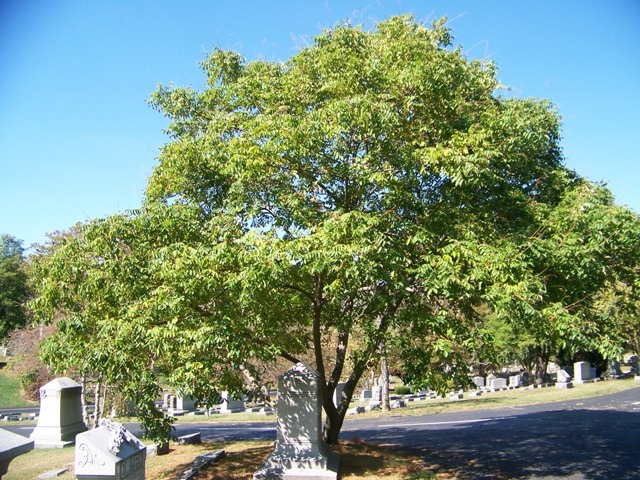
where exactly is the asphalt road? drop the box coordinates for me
[4,386,640,479]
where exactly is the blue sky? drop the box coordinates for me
[1,1,639,249]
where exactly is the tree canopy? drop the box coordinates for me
[0,234,29,340]
[29,16,640,443]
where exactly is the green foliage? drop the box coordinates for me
[0,234,29,340]
[394,385,411,395]
[28,15,639,442]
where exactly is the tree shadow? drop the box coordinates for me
[346,409,640,480]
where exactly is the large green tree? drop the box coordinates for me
[0,234,29,340]
[33,16,592,443]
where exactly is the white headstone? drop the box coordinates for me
[371,385,382,402]
[508,375,521,388]
[1,427,34,478]
[30,377,87,448]
[490,378,507,389]
[220,392,245,413]
[472,376,485,388]
[176,395,197,411]
[75,419,146,480]
[360,389,372,401]
[253,363,339,479]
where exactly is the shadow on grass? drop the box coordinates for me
[190,444,273,480]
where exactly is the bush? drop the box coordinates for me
[395,385,411,395]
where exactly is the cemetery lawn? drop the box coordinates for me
[0,371,34,408]
[4,440,441,480]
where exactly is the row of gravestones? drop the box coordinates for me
[160,391,272,416]
[0,366,340,480]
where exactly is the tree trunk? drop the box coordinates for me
[380,342,390,412]
[534,348,549,385]
[80,376,90,427]
[93,381,102,428]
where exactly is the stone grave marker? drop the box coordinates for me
[472,376,485,389]
[30,377,87,448]
[371,385,382,402]
[508,375,521,388]
[254,363,339,479]
[220,392,245,413]
[606,360,623,378]
[556,369,573,389]
[573,361,593,384]
[490,378,507,390]
[176,395,197,411]
[332,382,346,408]
[1,427,34,479]
[359,389,372,401]
[75,419,146,480]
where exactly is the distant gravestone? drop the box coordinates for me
[220,392,245,413]
[472,376,485,389]
[360,389,372,401]
[332,382,346,408]
[508,375,521,388]
[30,377,87,448]
[75,419,146,480]
[606,360,623,378]
[573,361,593,384]
[176,395,197,411]
[556,369,573,389]
[1,427,34,479]
[371,385,382,402]
[490,378,507,390]
[254,363,339,479]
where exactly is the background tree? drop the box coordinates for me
[0,234,29,340]
[32,16,615,444]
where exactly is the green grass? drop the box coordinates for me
[4,379,638,480]
[0,370,35,408]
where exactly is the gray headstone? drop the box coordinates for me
[556,369,573,388]
[30,377,87,448]
[574,361,593,383]
[75,419,146,480]
[1,427,35,478]
[332,382,346,408]
[607,360,623,377]
[253,363,339,479]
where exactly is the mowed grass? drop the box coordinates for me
[0,370,35,408]
[4,380,639,479]
[5,440,441,480]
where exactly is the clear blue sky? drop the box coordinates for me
[2,1,639,249]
